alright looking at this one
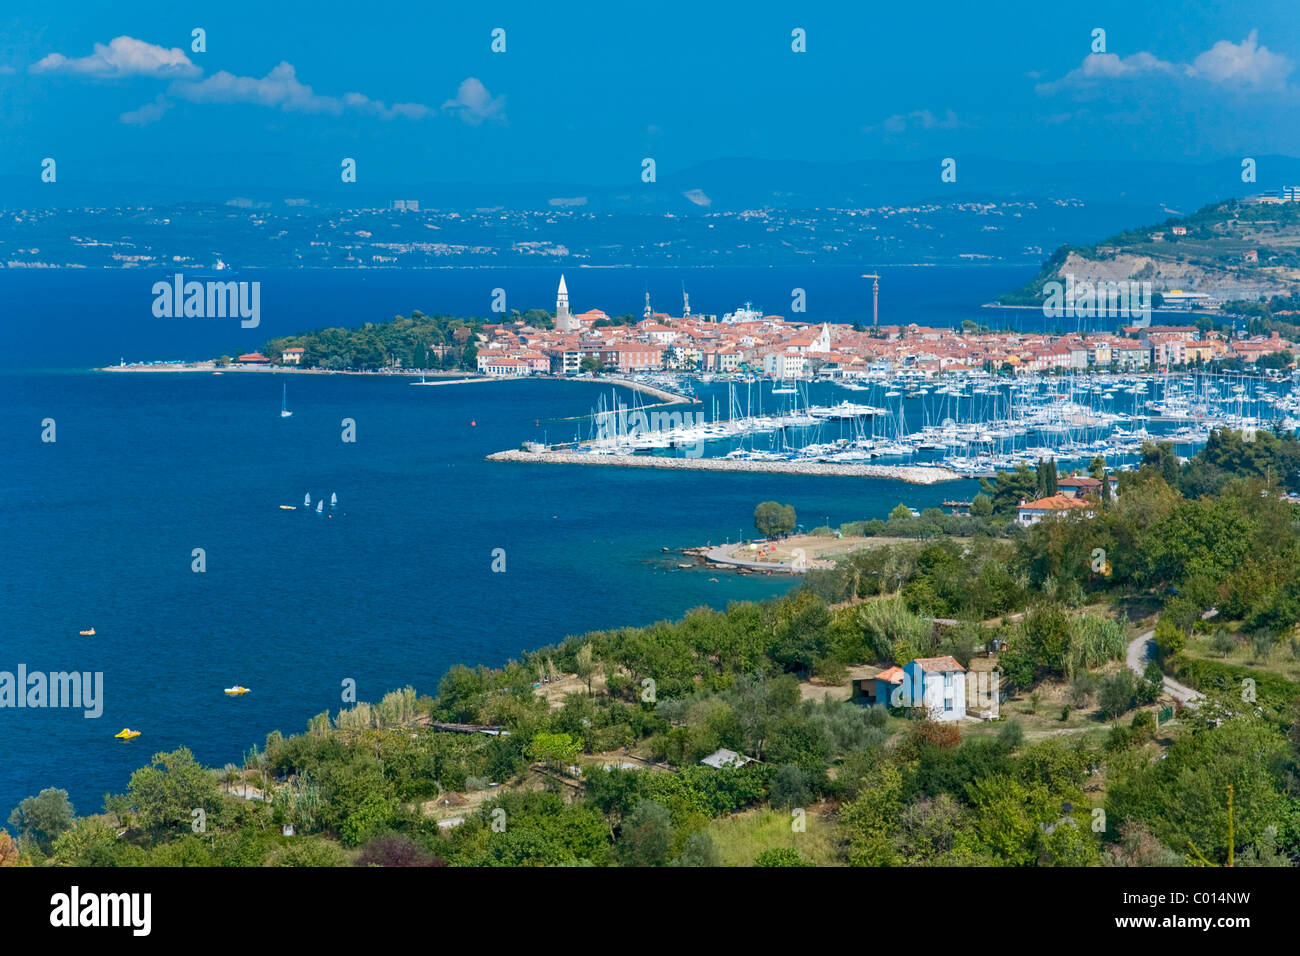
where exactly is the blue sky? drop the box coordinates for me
[3,0,1300,193]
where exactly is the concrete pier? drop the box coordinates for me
[486,448,961,484]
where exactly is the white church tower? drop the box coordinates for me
[555,274,577,332]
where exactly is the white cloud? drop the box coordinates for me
[159,62,436,120]
[880,108,964,134]
[682,189,711,207]
[1039,32,1292,95]
[1036,51,1175,94]
[0,65,15,75]
[342,91,431,120]
[119,94,171,125]
[31,35,199,79]
[169,62,343,113]
[441,78,506,125]
[34,36,469,127]
[1188,30,1291,91]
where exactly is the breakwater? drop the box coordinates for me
[486,448,961,484]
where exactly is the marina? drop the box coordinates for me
[501,368,1299,479]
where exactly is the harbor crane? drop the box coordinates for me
[861,273,881,326]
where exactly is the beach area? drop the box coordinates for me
[683,532,923,573]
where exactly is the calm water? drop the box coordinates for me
[1,265,1031,813]
[0,365,977,815]
[0,264,1041,371]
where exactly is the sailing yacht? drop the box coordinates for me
[330,492,338,509]
[316,500,323,514]
[280,382,293,418]
[304,492,311,508]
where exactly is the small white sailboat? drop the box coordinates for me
[330,492,338,509]
[316,500,323,514]
[280,382,293,418]
[304,492,311,508]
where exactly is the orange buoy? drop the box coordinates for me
[470,420,477,426]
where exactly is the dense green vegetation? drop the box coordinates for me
[256,310,495,371]
[5,428,1300,867]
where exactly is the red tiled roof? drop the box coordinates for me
[913,656,966,673]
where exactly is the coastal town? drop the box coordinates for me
[461,276,1295,380]
[204,273,1296,380]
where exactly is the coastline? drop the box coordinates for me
[486,448,961,484]
[97,363,694,405]
[98,362,468,377]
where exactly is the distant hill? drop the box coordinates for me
[997,198,1300,307]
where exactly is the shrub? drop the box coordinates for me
[355,833,441,867]
[754,847,814,867]
[1098,670,1137,719]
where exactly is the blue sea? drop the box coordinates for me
[0,266,1013,815]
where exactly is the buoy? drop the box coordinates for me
[470,420,477,426]
[114,728,140,740]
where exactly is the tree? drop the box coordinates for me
[1211,627,1237,659]
[754,501,797,538]
[528,732,582,769]
[1153,617,1185,658]
[840,763,903,866]
[0,829,20,867]
[1098,670,1136,719]
[8,788,75,851]
[1108,719,1288,864]
[670,830,721,867]
[580,355,605,374]
[574,643,596,696]
[979,464,1039,515]
[617,800,674,867]
[123,747,223,837]
[970,493,993,518]
[769,764,814,808]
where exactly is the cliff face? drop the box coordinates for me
[1053,251,1287,300]
[999,198,1300,305]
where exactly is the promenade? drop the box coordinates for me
[486,448,961,484]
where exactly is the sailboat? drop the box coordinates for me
[304,492,311,508]
[316,500,323,514]
[330,493,338,509]
[280,382,293,418]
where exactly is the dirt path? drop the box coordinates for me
[1126,629,1204,706]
